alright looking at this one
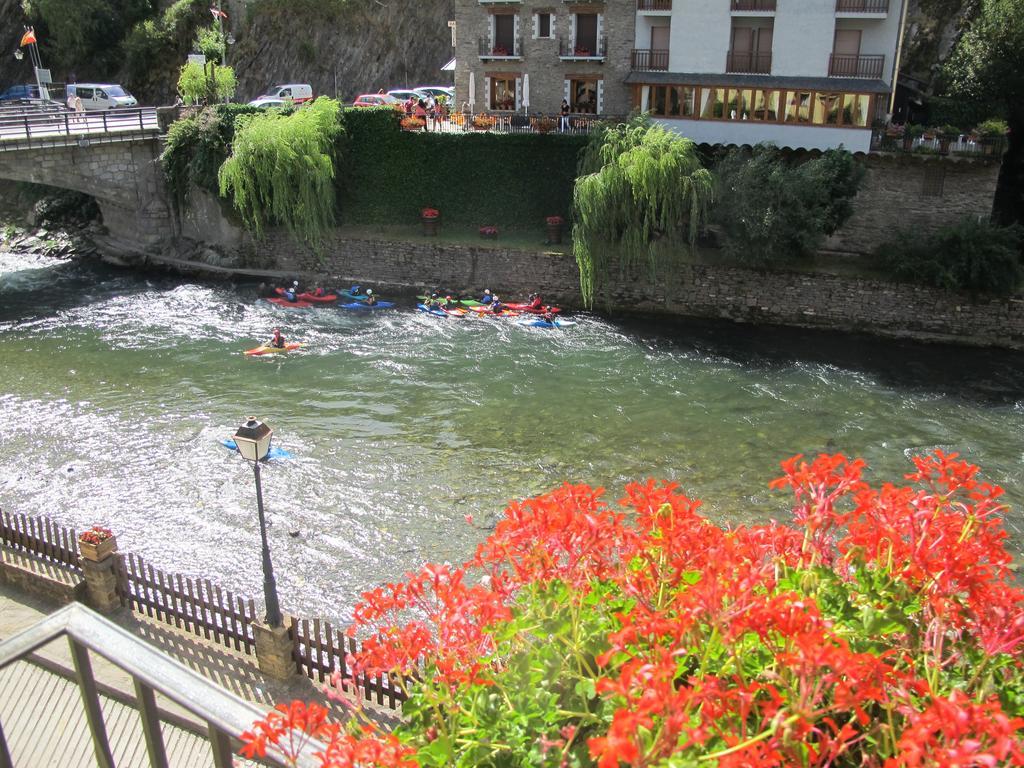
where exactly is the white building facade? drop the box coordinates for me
[627,0,906,152]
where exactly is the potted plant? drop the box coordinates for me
[534,116,557,134]
[400,116,425,131]
[936,124,960,154]
[421,207,440,236]
[903,123,925,152]
[479,225,498,239]
[78,525,117,562]
[975,118,1008,155]
[545,215,564,244]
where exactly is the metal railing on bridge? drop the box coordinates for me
[0,105,159,151]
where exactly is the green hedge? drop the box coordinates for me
[338,108,586,230]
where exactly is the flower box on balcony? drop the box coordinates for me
[78,526,117,562]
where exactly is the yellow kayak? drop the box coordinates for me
[244,342,302,356]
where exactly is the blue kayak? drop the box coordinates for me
[518,318,576,329]
[219,439,292,460]
[338,289,370,301]
[338,301,394,309]
[417,303,452,318]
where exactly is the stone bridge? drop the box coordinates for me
[0,136,174,247]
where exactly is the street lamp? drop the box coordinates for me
[233,416,283,628]
[13,49,23,61]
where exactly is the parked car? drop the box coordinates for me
[256,83,313,103]
[352,93,401,109]
[415,86,454,101]
[0,84,40,102]
[66,83,138,110]
[387,88,428,103]
[247,97,289,108]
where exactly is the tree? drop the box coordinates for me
[713,146,864,266]
[943,0,1024,225]
[572,117,714,307]
[176,60,236,105]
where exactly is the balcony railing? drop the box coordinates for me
[836,0,889,11]
[637,0,672,10]
[558,36,607,59]
[478,36,523,58]
[731,0,777,10]
[726,50,772,74]
[631,48,670,71]
[828,53,885,78]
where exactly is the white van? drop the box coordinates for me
[67,83,138,110]
[257,84,313,104]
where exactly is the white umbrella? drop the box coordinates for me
[468,71,475,111]
[522,73,530,115]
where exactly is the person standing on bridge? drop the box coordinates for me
[72,94,84,124]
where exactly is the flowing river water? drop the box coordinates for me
[2,251,1023,624]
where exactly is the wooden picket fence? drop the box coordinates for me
[290,616,407,709]
[0,511,408,709]
[0,510,81,572]
[116,552,258,655]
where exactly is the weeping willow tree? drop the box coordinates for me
[218,97,342,250]
[572,118,714,307]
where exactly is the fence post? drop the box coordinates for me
[253,615,296,680]
[78,535,123,614]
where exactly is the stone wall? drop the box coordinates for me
[825,153,1002,255]
[246,231,1024,349]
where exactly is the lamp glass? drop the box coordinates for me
[233,417,273,461]
[13,50,23,61]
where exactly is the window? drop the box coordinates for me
[490,77,516,110]
[784,91,811,123]
[842,94,869,127]
[701,88,725,119]
[569,78,599,113]
[537,12,552,38]
[752,90,779,121]
[493,14,515,55]
[575,13,598,54]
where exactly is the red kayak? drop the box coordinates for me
[468,306,522,318]
[273,288,337,303]
[504,303,561,314]
[266,297,314,308]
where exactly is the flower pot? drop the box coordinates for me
[902,136,914,152]
[79,534,117,562]
[546,223,563,244]
[938,137,951,155]
[421,216,439,236]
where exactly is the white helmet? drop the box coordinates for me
[292,280,299,287]
[484,289,491,295]
[367,289,373,295]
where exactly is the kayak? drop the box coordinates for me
[274,288,337,303]
[266,297,314,308]
[220,438,292,460]
[417,303,465,318]
[504,303,561,314]
[468,306,522,318]
[417,295,484,308]
[518,318,576,329]
[339,289,370,301]
[244,342,302,356]
[338,301,394,310]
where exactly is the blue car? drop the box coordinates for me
[0,84,40,102]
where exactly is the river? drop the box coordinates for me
[1,251,1022,624]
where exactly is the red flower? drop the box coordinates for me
[546,215,564,225]
[79,525,113,545]
[420,208,439,219]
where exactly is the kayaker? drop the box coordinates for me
[443,295,457,309]
[480,289,493,304]
[269,328,286,349]
[313,286,325,297]
[542,311,556,323]
[529,293,544,310]
[350,284,362,296]
[284,280,300,302]
[491,296,504,314]
[365,289,377,306]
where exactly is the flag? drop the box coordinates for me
[19,28,36,47]
[210,7,228,19]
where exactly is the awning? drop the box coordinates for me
[441,58,456,72]
[624,71,891,94]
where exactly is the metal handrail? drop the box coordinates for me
[0,107,159,146]
[0,603,321,768]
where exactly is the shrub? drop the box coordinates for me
[243,451,1024,768]
[976,118,1009,137]
[176,61,237,105]
[875,217,1023,295]
[713,145,865,266]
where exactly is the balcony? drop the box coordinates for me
[559,36,607,60]
[725,50,772,74]
[835,0,889,12]
[478,36,523,59]
[829,53,885,78]
[637,0,672,10]
[731,0,777,11]
[631,48,669,71]
[478,0,522,3]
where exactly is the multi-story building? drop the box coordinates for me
[452,0,636,118]
[628,0,906,152]
[454,0,905,152]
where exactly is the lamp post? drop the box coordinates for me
[233,417,283,628]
